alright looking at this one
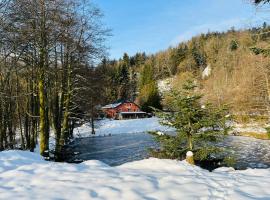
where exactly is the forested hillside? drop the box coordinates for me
[100,24,270,118]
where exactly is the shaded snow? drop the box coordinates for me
[74,118,174,138]
[1,150,270,199]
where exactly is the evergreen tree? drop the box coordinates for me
[139,81,162,113]
[263,22,267,29]
[169,45,188,74]
[118,62,130,100]
[229,40,238,51]
[123,53,130,66]
[191,42,207,68]
[152,80,230,161]
[138,64,162,112]
[139,64,154,87]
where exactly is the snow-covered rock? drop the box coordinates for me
[1,150,270,199]
[156,131,165,136]
[202,65,212,79]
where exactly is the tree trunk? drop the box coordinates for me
[60,62,72,147]
[188,134,193,151]
[38,71,49,156]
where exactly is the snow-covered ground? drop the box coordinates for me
[1,150,270,200]
[232,123,268,134]
[74,117,175,138]
[75,117,270,140]
[158,78,173,94]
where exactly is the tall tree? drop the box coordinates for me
[137,64,162,112]
[0,0,108,156]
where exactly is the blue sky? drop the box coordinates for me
[92,0,269,59]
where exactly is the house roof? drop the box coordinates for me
[102,102,122,109]
[101,99,138,109]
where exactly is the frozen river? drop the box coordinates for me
[65,133,270,169]
[218,136,270,169]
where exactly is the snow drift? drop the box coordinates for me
[1,150,270,200]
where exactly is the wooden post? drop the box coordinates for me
[186,151,195,165]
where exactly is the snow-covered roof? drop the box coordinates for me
[102,103,122,109]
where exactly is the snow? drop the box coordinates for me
[186,151,193,157]
[1,150,270,199]
[202,65,212,79]
[232,123,267,134]
[156,131,165,136]
[102,102,122,109]
[158,78,173,94]
[74,117,175,138]
[74,117,268,140]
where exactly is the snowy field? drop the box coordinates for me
[74,117,174,137]
[1,150,270,200]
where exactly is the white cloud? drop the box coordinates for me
[170,18,247,46]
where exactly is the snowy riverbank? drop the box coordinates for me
[1,150,270,199]
[74,118,270,140]
[74,117,174,138]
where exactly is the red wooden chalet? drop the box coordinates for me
[102,100,149,120]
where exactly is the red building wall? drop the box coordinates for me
[103,103,140,118]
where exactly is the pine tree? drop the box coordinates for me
[169,45,188,74]
[118,63,130,99]
[123,53,130,66]
[229,40,238,51]
[139,81,162,113]
[152,80,230,161]
[137,64,162,112]
[191,45,207,68]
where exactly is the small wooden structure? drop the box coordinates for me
[102,100,149,120]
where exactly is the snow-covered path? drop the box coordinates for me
[1,151,270,200]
